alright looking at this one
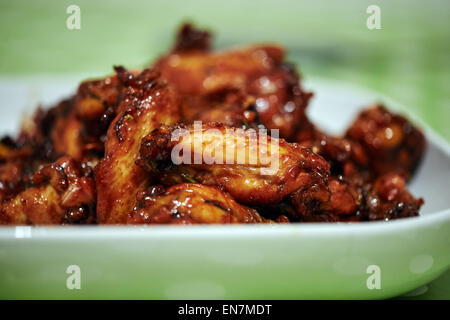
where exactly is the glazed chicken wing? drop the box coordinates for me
[289,171,423,222]
[0,157,96,225]
[137,122,330,205]
[289,176,360,220]
[155,24,312,139]
[95,68,180,224]
[27,76,124,162]
[128,183,269,224]
[15,69,131,166]
[362,173,423,220]
[346,104,426,179]
[291,104,426,222]
[298,132,370,182]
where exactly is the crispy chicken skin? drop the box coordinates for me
[128,183,269,224]
[95,68,180,224]
[155,24,312,139]
[346,104,426,178]
[0,157,96,225]
[138,122,330,205]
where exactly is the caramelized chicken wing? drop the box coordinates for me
[128,183,269,224]
[290,172,423,222]
[346,104,426,178]
[138,122,330,205]
[181,92,259,129]
[17,70,129,164]
[155,24,311,139]
[298,132,370,182]
[361,173,423,221]
[289,176,360,219]
[0,157,95,225]
[95,68,180,224]
[0,161,29,202]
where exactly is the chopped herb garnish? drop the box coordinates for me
[180,173,197,183]
[242,118,251,129]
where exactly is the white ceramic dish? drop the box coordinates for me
[0,76,448,299]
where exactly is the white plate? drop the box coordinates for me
[0,77,448,299]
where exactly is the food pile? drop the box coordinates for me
[0,24,425,225]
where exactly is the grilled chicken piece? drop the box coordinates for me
[137,122,330,205]
[292,107,425,222]
[0,139,33,161]
[0,137,36,202]
[298,132,370,182]
[180,92,259,130]
[289,172,423,222]
[95,68,180,224]
[51,71,130,160]
[290,176,360,219]
[0,157,95,225]
[362,173,423,220]
[0,72,127,223]
[346,104,426,179]
[0,161,29,203]
[128,183,269,224]
[155,23,312,139]
[17,70,129,164]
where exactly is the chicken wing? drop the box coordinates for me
[128,183,269,224]
[289,171,423,222]
[298,132,370,182]
[137,122,330,205]
[346,104,426,178]
[0,156,96,225]
[155,23,312,139]
[362,173,423,220]
[289,176,359,218]
[17,70,129,164]
[95,68,180,224]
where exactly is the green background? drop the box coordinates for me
[0,0,448,299]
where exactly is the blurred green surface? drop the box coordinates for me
[0,0,448,299]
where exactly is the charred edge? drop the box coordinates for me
[114,110,134,142]
[114,66,135,86]
[173,23,211,53]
